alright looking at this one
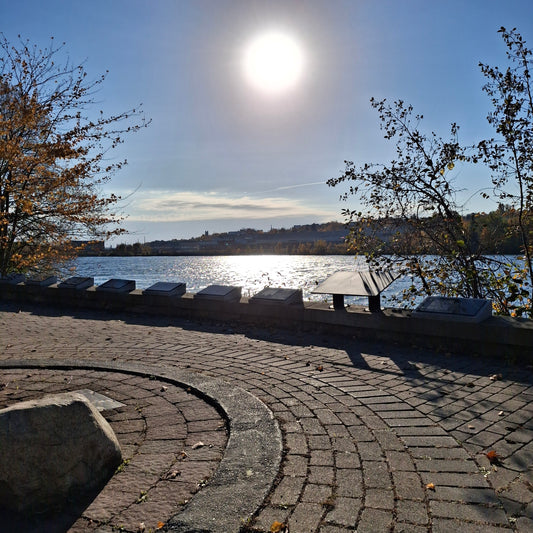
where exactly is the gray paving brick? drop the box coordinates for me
[357,508,393,533]
[365,488,395,509]
[271,476,306,506]
[415,458,479,473]
[324,496,361,527]
[395,499,429,525]
[430,500,508,524]
[288,502,325,533]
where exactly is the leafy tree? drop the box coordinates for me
[0,34,148,276]
[328,68,532,316]
[479,27,533,316]
[327,99,495,305]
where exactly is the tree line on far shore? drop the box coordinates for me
[94,205,529,257]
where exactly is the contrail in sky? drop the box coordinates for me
[250,181,326,195]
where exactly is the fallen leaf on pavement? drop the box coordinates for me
[486,450,503,465]
[490,373,503,381]
[426,483,436,491]
[162,468,181,480]
[271,521,289,532]
[192,441,204,449]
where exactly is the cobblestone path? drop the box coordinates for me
[1,302,532,532]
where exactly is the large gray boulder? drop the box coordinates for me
[0,392,122,515]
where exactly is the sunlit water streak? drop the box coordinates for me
[73,255,412,307]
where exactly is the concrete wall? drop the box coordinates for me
[0,282,531,359]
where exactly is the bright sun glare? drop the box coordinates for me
[243,31,304,94]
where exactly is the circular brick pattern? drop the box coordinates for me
[0,369,227,532]
[1,303,532,532]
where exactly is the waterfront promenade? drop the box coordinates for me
[1,300,533,532]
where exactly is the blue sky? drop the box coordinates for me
[3,0,533,243]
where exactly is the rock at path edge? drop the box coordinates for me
[0,391,122,516]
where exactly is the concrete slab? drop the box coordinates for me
[413,296,493,322]
[26,276,57,287]
[250,287,303,306]
[58,277,94,290]
[143,282,186,297]
[0,274,25,285]
[71,389,126,411]
[195,284,242,302]
[96,279,136,293]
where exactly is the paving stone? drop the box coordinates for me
[429,500,509,524]
[392,471,425,500]
[357,508,393,533]
[254,505,291,531]
[301,483,333,503]
[283,453,309,476]
[427,486,502,504]
[394,524,432,533]
[363,460,392,488]
[415,458,479,473]
[336,468,364,498]
[308,465,335,485]
[420,471,491,488]
[324,496,361,527]
[516,516,533,532]
[270,476,306,506]
[432,518,513,532]
[288,502,325,533]
[395,499,429,525]
[365,488,395,509]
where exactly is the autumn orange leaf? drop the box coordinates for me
[426,483,435,491]
[156,522,165,530]
[486,450,502,465]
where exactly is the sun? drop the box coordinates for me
[243,31,304,94]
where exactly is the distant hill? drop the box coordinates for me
[91,221,351,256]
[85,207,529,256]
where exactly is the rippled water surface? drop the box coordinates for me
[74,255,412,306]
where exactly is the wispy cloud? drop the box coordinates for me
[123,190,335,222]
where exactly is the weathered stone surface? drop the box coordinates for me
[0,392,122,515]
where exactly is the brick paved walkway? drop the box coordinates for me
[1,301,533,533]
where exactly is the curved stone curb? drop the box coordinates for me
[0,360,282,533]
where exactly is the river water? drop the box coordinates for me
[73,255,412,307]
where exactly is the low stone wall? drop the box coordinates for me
[0,282,531,359]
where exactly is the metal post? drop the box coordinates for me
[332,294,345,310]
[368,294,381,313]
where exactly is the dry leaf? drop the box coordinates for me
[160,386,168,392]
[156,522,165,530]
[271,521,288,533]
[192,441,204,449]
[426,483,436,491]
[486,450,503,465]
[316,365,324,371]
[490,373,503,381]
[162,468,181,480]
[498,411,504,416]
